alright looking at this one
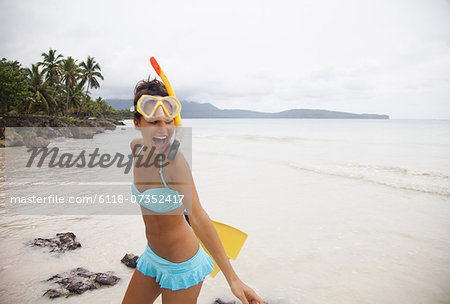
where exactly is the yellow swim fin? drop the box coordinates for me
[194,220,248,277]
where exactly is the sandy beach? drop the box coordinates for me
[1,119,449,303]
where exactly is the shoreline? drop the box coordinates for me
[0,114,125,148]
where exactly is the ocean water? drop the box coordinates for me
[0,119,449,303]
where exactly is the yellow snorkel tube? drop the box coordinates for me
[150,57,183,160]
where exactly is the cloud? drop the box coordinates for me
[1,0,449,118]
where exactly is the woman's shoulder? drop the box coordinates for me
[171,150,189,169]
[167,150,193,183]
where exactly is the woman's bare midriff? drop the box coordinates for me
[133,140,199,263]
[141,210,200,263]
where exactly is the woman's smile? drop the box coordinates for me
[152,135,168,149]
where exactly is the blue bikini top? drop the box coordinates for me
[131,145,183,213]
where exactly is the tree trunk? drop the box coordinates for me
[55,83,64,116]
[65,83,69,117]
[77,83,89,116]
[45,98,50,115]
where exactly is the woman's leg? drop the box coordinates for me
[161,280,204,304]
[122,269,162,304]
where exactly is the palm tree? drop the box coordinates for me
[39,49,64,115]
[26,64,57,114]
[59,57,80,116]
[39,48,63,84]
[94,97,114,116]
[78,56,104,115]
[69,81,85,114]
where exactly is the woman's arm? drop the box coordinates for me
[191,194,264,304]
[171,152,263,304]
[189,186,239,284]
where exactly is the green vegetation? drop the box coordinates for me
[0,49,117,118]
[0,59,32,113]
[66,117,78,122]
[108,109,133,120]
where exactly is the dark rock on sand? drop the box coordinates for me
[213,299,236,304]
[43,267,120,299]
[214,299,238,304]
[121,253,139,268]
[94,273,121,285]
[30,232,81,253]
[213,298,269,304]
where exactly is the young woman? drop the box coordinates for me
[122,78,263,304]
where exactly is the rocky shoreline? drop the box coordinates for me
[0,114,125,148]
[31,232,262,303]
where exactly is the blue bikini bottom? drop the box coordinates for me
[136,243,214,291]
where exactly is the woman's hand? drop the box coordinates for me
[229,278,264,304]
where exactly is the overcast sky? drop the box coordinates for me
[1,0,449,119]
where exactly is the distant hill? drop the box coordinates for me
[106,99,132,110]
[106,99,389,119]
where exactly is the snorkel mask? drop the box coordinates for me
[135,95,181,123]
[131,57,183,160]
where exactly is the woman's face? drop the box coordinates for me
[133,114,175,153]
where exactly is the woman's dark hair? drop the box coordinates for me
[133,77,168,120]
